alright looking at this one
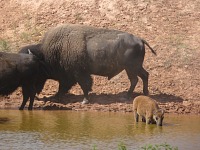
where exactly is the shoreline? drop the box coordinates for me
[1,98,200,115]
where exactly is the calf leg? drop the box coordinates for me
[138,67,149,95]
[146,116,151,124]
[134,111,139,122]
[142,116,146,122]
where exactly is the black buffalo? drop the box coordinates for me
[20,24,156,104]
[0,52,46,110]
[19,44,75,101]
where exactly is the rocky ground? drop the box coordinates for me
[0,0,199,114]
[1,79,200,114]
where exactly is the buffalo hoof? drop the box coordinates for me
[28,107,33,111]
[19,107,24,110]
[143,90,149,96]
[81,98,89,104]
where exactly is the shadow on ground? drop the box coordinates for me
[40,91,184,105]
[149,93,184,103]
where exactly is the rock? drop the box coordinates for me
[183,101,192,106]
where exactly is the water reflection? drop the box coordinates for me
[0,110,200,149]
[0,117,9,124]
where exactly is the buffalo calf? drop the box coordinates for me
[133,95,164,126]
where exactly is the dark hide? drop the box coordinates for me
[19,44,77,99]
[0,52,45,110]
[22,24,156,104]
[19,44,44,60]
[85,32,156,98]
[19,44,48,95]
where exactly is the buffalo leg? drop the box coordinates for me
[138,67,149,95]
[55,82,71,100]
[28,87,36,110]
[49,82,66,102]
[19,86,30,110]
[53,78,76,102]
[76,73,93,104]
[125,68,139,98]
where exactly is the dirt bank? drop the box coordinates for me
[0,0,199,114]
[1,79,200,115]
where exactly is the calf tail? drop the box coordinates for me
[142,39,157,55]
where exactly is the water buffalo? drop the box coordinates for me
[21,24,156,104]
[0,51,46,110]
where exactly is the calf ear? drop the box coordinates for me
[28,49,33,55]
[153,110,157,115]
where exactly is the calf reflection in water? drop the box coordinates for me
[0,117,9,124]
[133,95,164,126]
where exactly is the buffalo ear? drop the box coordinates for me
[28,49,33,55]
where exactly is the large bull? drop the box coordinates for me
[0,51,47,110]
[21,24,156,104]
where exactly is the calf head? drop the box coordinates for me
[153,109,165,126]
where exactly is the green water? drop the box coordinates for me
[0,110,200,150]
